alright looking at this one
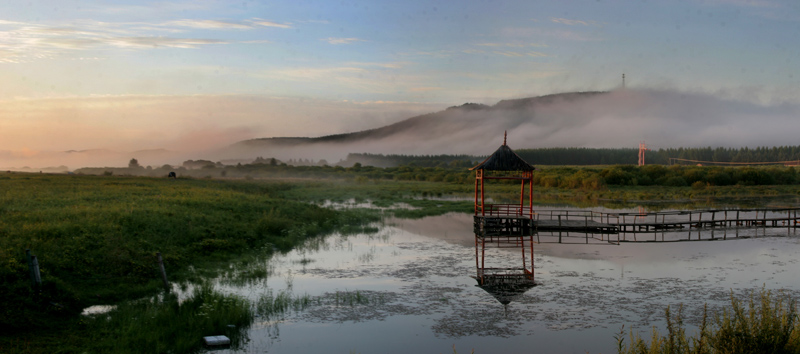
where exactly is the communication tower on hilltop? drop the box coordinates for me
[622,73,626,89]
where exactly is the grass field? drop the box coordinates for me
[2,171,800,353]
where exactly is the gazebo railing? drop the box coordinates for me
[479,203,533,218]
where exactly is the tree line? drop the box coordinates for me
[346,146,800,167]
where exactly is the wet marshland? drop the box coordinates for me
[202,207,800,354]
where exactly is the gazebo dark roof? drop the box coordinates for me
[470,134,535,172]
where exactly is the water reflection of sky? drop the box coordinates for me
[209,212,800,354]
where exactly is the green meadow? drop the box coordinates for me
[0,173,383,352]
[3,170,800,353]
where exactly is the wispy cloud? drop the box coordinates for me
[474,42,548,48]
[700,0,781,8]
[165,19,254,30]
[267,67,369,80]
[108,37,227,49]
[0,17,288,63]
[550,17,593,26]
[406,50,453,58]
[345,61,407,69]
[501,27,603,41]
[249,19,293,29]
[296,19,331,25]
[494,51,524,57]
[409,87,442,92]
[322,37,366,45]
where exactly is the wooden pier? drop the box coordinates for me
[472,207,800,245]
[530,208,800,233]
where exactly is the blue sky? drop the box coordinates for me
[0,0,798,159]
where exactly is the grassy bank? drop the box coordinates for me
[0,173,383,352]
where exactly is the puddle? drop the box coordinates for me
[206,212,800,354]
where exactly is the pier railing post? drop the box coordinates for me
[585,217,589,244]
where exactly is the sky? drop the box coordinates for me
[0,0,798,168]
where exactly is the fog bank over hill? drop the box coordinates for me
[221,89,800,163]
[3,89,799,171]
[0,95,442,170]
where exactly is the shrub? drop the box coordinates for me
[601,166,635,186]
[663,176,688,187]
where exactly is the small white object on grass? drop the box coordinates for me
[203,335,231,346]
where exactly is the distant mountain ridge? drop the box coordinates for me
[233,91,607,148]
[222,88,800,164]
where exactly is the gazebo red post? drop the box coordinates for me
[519,179,525,215]
[480,172,485,216]
[528,172,533,218]
[474,170,480,216]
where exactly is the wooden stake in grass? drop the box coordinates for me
[157,252,169,291]
[31,255,42,287]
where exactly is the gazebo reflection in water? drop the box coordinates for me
[470,132,538,304]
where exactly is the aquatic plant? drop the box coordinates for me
[616,288,800,354]
[255,289,314,319]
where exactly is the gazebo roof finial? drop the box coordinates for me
[503,131,507,146]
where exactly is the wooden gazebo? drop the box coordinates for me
[471,132,535,218]
[470,132,537,283]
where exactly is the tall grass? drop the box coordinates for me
[617,289,800,354]
[86,284,252,354]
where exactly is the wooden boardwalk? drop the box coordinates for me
[532,208,800,233]
[474,208,800,244]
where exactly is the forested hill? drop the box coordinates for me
[341,146,800,168]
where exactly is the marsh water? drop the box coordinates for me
[207,206,800,354]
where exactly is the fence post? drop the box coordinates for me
[31,255,42,287]
[157,252,170,291]
[26,249,34,286]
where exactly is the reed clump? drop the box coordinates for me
[617,288,800,354]
[255,289,314,318]
[85,284,252,354]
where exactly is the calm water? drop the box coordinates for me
[208,211,800,354]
